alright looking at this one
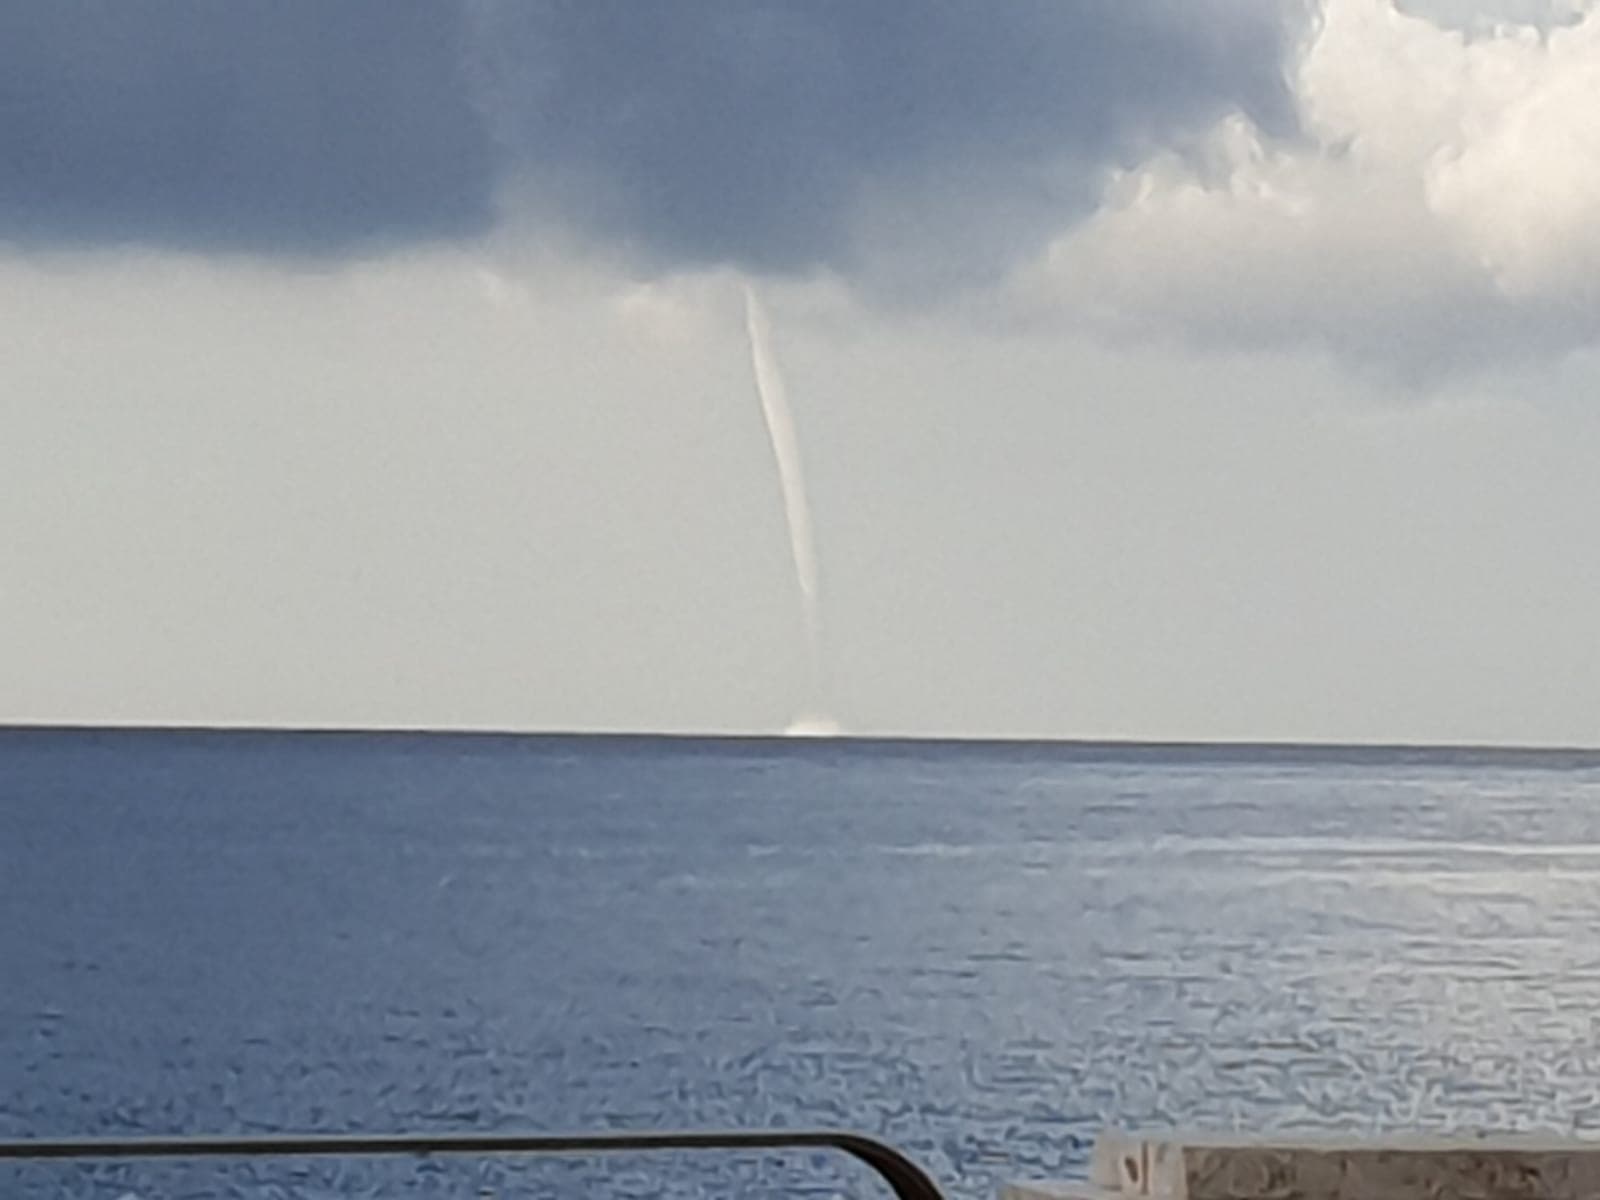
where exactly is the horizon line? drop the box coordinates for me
[1,721,1597,757]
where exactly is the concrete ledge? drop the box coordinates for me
[1005,1130,1600,1199]
[1001,1184,1115,1200]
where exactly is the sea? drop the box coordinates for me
[6,728,1600,1199]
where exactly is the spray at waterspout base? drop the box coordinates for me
[784,712,843,738]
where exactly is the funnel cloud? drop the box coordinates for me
[743,285,836,734]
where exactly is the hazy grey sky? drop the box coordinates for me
[4,0,1599,744]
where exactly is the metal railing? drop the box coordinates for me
[0,1127,947,1200]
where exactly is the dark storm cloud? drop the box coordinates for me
[469,0,1304,276]
[0,1,1301,272]
[0,1,493,253]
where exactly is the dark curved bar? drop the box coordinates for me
[0,1127,946,1200]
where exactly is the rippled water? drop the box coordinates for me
[6,729,1600,1198]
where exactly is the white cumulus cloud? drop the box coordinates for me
[1021,0,1600,374]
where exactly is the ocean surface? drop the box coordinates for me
[6,729,1600,1199]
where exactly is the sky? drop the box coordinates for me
[3,0,1599,745]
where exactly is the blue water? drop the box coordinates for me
[7,730,1600,1198]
